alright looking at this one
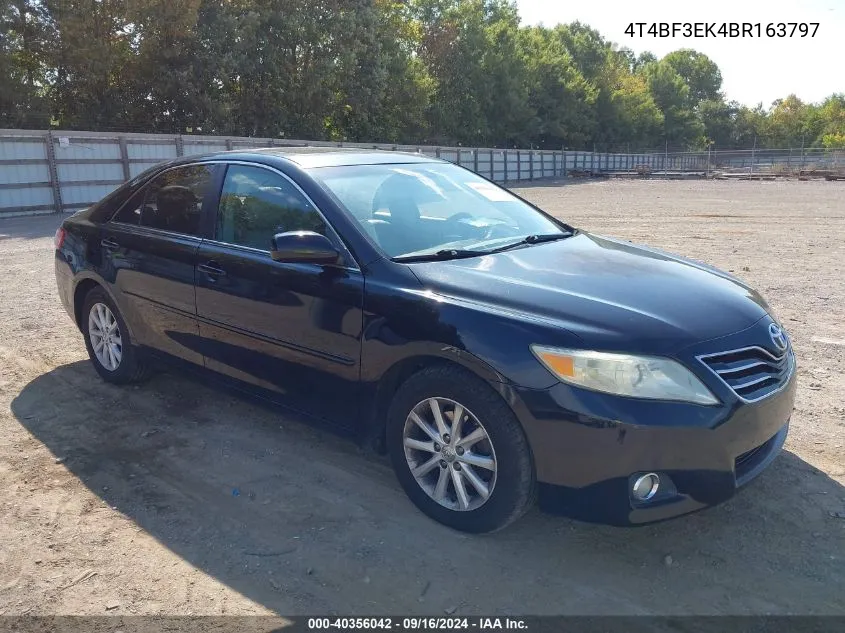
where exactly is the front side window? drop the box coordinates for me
[111,164,213,236]
[312,162,566,259]
[216,164,326,251]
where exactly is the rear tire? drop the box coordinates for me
[82,286,148,384]
[386,364,536,533]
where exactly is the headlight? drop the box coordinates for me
[531,345,719,405]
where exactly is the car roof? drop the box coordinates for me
[169,147,443,169]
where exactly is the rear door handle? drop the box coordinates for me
[101,238,119,250]
[198,262,227,279]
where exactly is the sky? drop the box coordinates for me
[516,0,845,108]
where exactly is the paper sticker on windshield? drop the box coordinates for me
[466,181,513,202]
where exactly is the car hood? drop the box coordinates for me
[406,232,770,355]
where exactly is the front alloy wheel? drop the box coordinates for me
[403,397,497,512]
[387,365,536,533]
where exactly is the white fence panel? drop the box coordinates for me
[127,143,178,160]
[1,186,53,208]
[0,163,50,185]
[14,128,819,216]
[57,162,124,183]
[60,183,121,205]
[54,140,120,161]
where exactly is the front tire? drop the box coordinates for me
[82,286,148,384]
[386,365,536,533]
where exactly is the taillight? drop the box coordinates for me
[54,227,66,250]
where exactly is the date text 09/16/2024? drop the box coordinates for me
[625,22,819,38]
[307,617,528,631]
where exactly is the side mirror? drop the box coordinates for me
[270,230,340,264]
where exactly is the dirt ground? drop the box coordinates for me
[0,179,843,616]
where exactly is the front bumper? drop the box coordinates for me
[511,343,797,526]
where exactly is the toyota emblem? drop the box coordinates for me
[769,322,788,352]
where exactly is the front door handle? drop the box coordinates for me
[101,238,119,250]
[198,261,227,279]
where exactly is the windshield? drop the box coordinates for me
[312,162,568,259]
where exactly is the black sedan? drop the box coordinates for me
[54,148,796,532]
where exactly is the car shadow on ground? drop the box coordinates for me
[11,360,845,614]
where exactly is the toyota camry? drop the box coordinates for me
[54,148,796,532]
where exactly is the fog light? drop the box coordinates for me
[632,472,660,501]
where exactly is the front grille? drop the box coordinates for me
[698,345,794,402]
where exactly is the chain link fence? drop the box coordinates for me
[563,147,845,179]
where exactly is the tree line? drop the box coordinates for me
[2,0,843,150]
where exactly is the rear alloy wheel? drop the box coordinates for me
[88,302,123,371]
[82,286,148,384]
[387,365,535,533]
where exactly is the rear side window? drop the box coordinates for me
[111,165,214,236]
[111,187,145,225]
[216,164,326,250]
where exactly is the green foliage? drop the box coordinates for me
[519,26,596,148]
[661,49,722,106]
[822,133,845,149]
[815,94,845,147]
[605,72,663,149]
[0,0,840,151]
[1,0,53,126]
[764,95,813,147]
[641,60,703,146]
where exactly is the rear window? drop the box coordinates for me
[110,164,215,236]
[89,183,139,222]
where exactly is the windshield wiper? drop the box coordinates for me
[489,232,574,253]
[393,232,575,262]
[393,248,488,263]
